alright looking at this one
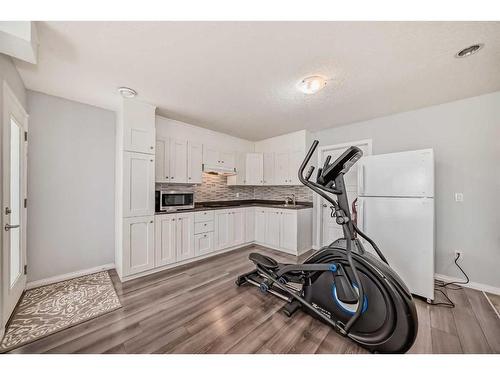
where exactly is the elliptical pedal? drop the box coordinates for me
[281,300,302,317]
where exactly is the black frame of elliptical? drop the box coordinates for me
[242,140,390,335]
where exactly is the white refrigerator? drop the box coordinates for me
[357,149,435,301]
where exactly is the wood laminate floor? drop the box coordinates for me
[7,246,500,354]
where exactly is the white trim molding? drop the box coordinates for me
[435,273,500,295]
[26,263,115,290]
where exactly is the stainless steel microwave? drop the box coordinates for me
[156,190,195,212]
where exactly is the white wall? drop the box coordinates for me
[26,91,116,282]
[313,91,500,289]
[0,53,27,336]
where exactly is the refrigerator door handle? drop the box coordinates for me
[358,164,365,195]
[358,198,365,232]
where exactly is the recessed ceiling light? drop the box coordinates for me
[298,76,328,94]
[455,44,484,58]
[117,87,137,98]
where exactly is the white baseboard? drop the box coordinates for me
[435,273,500,295]
[26,263,115,290]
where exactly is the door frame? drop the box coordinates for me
[314,139,372,249]
[1,81,29,331]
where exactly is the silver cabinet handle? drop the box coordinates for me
[4,224,20,231]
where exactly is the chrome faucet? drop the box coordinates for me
[284,194,296,206]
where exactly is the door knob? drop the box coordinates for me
[4,224,20,231]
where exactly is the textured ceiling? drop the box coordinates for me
[15,21,500,140]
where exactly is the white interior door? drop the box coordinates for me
[318,140,371,247]
[2,82,28,326]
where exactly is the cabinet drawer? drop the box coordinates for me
[195,221,214,234]
[195,210,214,222]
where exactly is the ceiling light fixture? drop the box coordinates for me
[455,44,484,58]
[298,75,328,94]
[117,87,137,98]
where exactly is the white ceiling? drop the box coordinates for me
[14,21,500,141]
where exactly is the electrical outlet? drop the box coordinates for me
[454,250,463,260]
[455,193,464,202]
[235,192,240,198]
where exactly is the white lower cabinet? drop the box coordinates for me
[155,214,177,267]
[214,208,247,250]
[244,207,255,243]
[175,212,195,261]
[255,209,266,243]
[154,212,195,267]
[126,207,311,281]
[123,216,155,276]
[265,210,281,248]
[195,232,214,256]
[255,208,312,255]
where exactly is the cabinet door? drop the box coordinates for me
[169,139,188,183]
[220,150,235,170]
[279,210,297,253]
[228,152,246,185]
[275,151,289,185]
[176,212,195,261]
[245,208,255,243]
[187,141,203,184]
[263,152,275,185]
[265,211,281,248]
[123,216,155,276]
[122,99,156,154]
[123,152,155,217]
[255,209,266,243]
[155,214,176,267]
[155,137,170,183]
[288,149,303,185]
[245,153,263,185]
[214,210,230,250]
[194,232,214,256]
[232,209,245,246]
[203,145,219,166]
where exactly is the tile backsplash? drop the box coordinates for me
[157,173,313,202]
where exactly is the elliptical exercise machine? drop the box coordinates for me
[236,140,418,353]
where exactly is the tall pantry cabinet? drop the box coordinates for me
[115,98,157,280]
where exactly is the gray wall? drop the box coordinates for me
[0,53,27,332]
[313,91,500,289]
[27,91,115,282]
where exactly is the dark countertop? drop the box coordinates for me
[155,199,313,215]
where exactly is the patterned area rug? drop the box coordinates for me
[0,271,122,352]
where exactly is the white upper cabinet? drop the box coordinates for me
[275,151,289,185]
[245,153,263,185]
[123,151,155,217]
[227,152,246,186]
[288,149,303,185]
[203,145,236,170]
[123,216,155,276]
[169,138,188,183]
[263,152,275,185]
[155,137,202,184]
[155,137,170,183]
[202,145,219,166]
[187,141,203,184]
[122,99,156,154]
